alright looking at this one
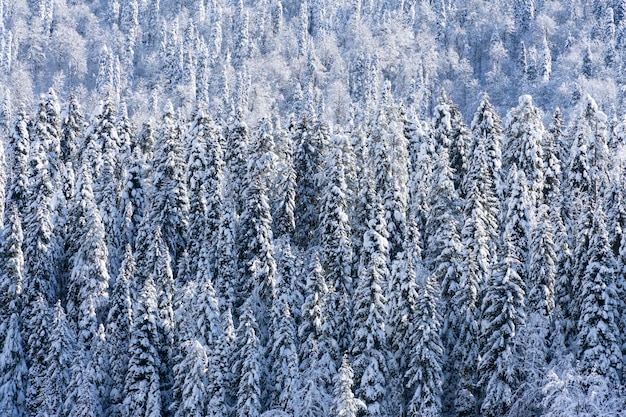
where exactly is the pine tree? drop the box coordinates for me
[106,245,134,417]
[237,119,277,320]
[172,339,207,417]
[39,302,76,417]
[405,274,444,417]
[503,94,545,205]
[269,294,300,414]
[0,207,24,342]
[528,204,557,317]
[0,313,27,417]
[235,304,262,417]
[123,275,162,417]
[577,200,622,386]
[478,235,526,417]
[351,178,390,417]
[331,355,366,417]
[432,92,471,195]
[64,349,98,417]
[142,102,189,267]
[224,110,250,216]
[23,294,50,417]
[293,117,328,248]
[66,166,110,349]
[5,108,30,215]
[184,110,223,281]
[319,133,353,354]
[23,115,56,304]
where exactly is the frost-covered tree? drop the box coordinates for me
[235,304,262,417]
[106,245,134,417]
[351,178,390,417]
[0,313,27,417]
[331,355,365,417]
[224,110,250,216]
[5,108,30,215]
[478,234,526,417]
[0,207,23,339]
[64,349,98,417]
[123,275,162,417]
[171,339,207,417]
[40,302,76,417]
[319,133,353,354]
[577,200,622,386]
[293,117,328,248]
[66,166,110,349]
[405,274,443,417]
[503,95,545,205]
[141,102,189,267]
[237,119,277,320]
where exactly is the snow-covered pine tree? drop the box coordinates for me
[331,355,365,417]
[503,94,545,206]
[23,109,57,304]
[425,145,460,267]
[577,199,622,386]
[66,165,110,349]
[141,102,190,269]
[5,107,30,215]
[405,274,444,417]
[293,116,328,248]
[171,339,207,417]
[184,109,223,281]
[478,231,526,417]
[123,275,162,417]
[235,303,262,417]
[0,313,27,417]
[319,133,353,355]
[268,291,300,414]
[38,301,76,417]
[105,245,134,417]
[0,206,23,344]
[224,109,250,216]
[298,254,333,417]
[237,118,277,321]
[64,348,98,417]
[351,177,390,417]
[432,91,471,195]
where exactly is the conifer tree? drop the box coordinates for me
[294,117,328,248]
[235,304,262,417]
[331,355,366,417]
[237,119,277,320]
[66,166,110,348]
[432,92,471,195]
[106,246,134,417]
[5,108,30,215]
[39,302,76,417]
[577,200,622,386]
[184,110,223,280]
[0,207,23,342]
[224,110,250,216]
[23,113,57,305]
[478,235,526,417]
[23,294,50,417]
[61,94,84,166]
[172,339,207,417]
[64,349,98,417]
[142,102,190,267]
[123,275,162,417]
[405,274,444,417]
[319,133,353,354]
[351,178,390,417]
[503,95,545,197]
[0,313,27,417]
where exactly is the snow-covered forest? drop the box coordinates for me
[1,0,626,416]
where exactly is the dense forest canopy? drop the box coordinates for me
[2,1,626,417]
